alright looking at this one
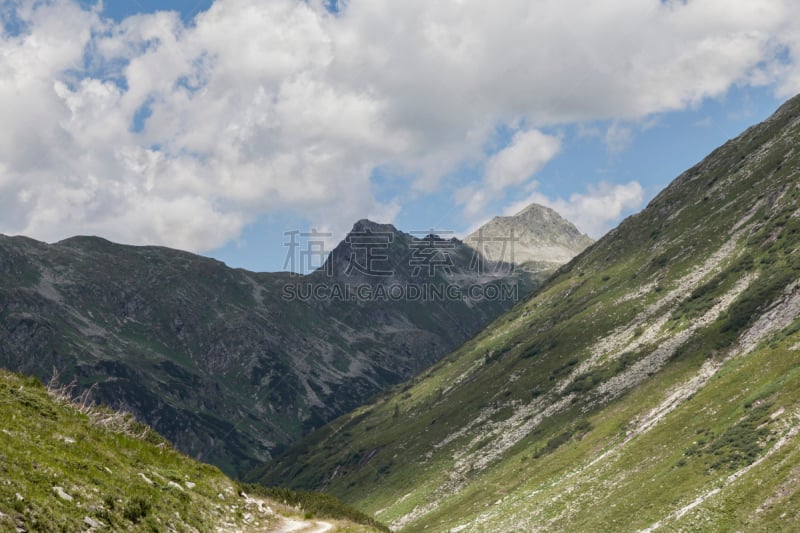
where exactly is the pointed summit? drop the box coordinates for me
[317,219,409,281]
[465,203,593,267]
[349,218,399,234]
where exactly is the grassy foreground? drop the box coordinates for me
[0,368,384,532]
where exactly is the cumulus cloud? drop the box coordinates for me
[486,130,561,191]
[457,128,560,218]
[504,181,645,239]
[604,122,635,155]
[1,0,800,251]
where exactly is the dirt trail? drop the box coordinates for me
[234,494,335,533]
[272,517,334,532]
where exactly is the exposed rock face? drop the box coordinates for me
[0,208,588,477]
[465,203,593,268]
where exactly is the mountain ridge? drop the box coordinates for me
[0,206,588,477]
[250,94,800,531]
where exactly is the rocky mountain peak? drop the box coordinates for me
[349,219,400,234]
[465,202,593,266]
[316,219,412,281]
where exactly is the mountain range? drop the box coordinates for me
[0,205,590,478]
[7,74,800,533]
[250,95,800,531]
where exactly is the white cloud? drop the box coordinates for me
[458,128,560,218]
[604,122,634,155]
[1,0,800,251]
[486,130,561,191]
[504,181,645,239]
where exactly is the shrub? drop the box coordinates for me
[123,495,152,523]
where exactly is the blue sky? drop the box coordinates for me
[1,1,796,272]
[76,1,214,24]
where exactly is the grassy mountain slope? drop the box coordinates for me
[251,95,800,531]
[0,368,384,532]
[0,219,551,477]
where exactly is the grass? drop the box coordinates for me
[0,368,385,532]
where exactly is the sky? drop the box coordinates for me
[1,0,798,272]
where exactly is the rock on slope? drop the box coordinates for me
[251,95,800,532]
[0,213,583,477]
[0,368,382,532]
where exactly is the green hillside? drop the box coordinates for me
[0,367,384,532]
[251,96,800,531]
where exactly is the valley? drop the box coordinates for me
[3,2,800,531]
[252,94,800,531]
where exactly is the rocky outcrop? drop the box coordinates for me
[465,203,593,267]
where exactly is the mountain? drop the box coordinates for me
[250,96,800,532]
[465,203,594,268]
[0,367,384,532]
[0,213,584,478]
